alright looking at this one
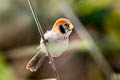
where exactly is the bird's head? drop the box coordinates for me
[52,18,73,36]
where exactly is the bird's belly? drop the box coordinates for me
[39,35,69,57]
[47,40,68,57]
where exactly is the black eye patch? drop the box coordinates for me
[59,24,65,34]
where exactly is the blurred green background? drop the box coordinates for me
[0,0,120,80]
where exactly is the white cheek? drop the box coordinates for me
[66,30,72,37]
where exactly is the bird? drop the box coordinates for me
[26,18,74,72]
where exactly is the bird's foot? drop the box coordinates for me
[48,58,54,64]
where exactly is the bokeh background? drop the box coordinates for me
[0,0,120,80]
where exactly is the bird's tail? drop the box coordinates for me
[26,51,47,72]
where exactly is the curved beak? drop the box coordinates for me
[68,24,73,30]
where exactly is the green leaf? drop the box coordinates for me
[0,52,15,80]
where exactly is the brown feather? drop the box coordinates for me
[26,52,47,72]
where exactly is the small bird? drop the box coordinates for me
[26,18,73,72]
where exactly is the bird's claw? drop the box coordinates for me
[49,58,54,64]
[43,39,48,43]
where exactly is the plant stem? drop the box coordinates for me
[27,0,60,80]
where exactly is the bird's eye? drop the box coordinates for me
[64,23,69,28]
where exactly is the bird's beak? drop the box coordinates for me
[68,24,73,30]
